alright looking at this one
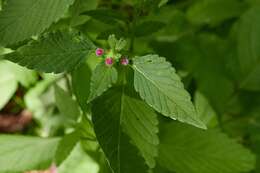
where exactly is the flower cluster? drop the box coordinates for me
[95,48,129,67]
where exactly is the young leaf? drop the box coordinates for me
[55,85,81,125]
[0,0,75,46]
[134,21,165,37]
[132,54,206,129]
[88,63,118,102]
[0,135,59,173]
[237,7,260,91]
[55,132,80,166]
[158,122,256,173]
[92,85,159,171]
[5,31,95,73]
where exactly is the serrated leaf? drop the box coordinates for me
[133,54,206,129]
[55,84,81,125]
[0,135,59,173]
[186,0,245,26]
[158,122,256,173]
[0,0,75,46]
[5,31,95,73]
[237,7,260,91]
[92,83,159,171]
[88,63,118,102]
[134,21,165,37]
[55,132,80,166]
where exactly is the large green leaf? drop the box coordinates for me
[237,7,260,91]
[186,0,245,26]
[92,84,159,171]
[0,135,59,173]
[0,0,74,46]
[5,31,95,73]
[88,63,118,102]
[132,54,205,129]
[158,122,256,173]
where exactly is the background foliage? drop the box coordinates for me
[0,0,260,173]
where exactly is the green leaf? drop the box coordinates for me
[194,91,218,128]
[55,132,80,166]
[69,0,98,26]
[88,63,118,102]
[186,0,245,26]
[132,54,206,129]
[0,0,75,46]
[81,9,126,25]
[134,21,165,37]
[158,0,168,7]
[237,7,260,91]
[72,63,92,112]
[5,31,95,73]
[158,122,256,173]
[58,143,99,173]
[0,135,59,173]
[0,61,18,110]
[92,84,159,171]
[55,84,81,125]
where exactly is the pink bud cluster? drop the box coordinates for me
[95,48,104,56]
[95,48,129,67]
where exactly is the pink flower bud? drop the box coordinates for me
[120,57,129,66]
[105,57,114,66]
[49,164,57,173]
[95,48,104,56]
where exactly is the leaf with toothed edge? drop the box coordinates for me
[132,54,206,129]
[0,0,75,46]
[4,31,96,73]
[92,81,159,171]
[158,122,256,173]
[88,63,118,102]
